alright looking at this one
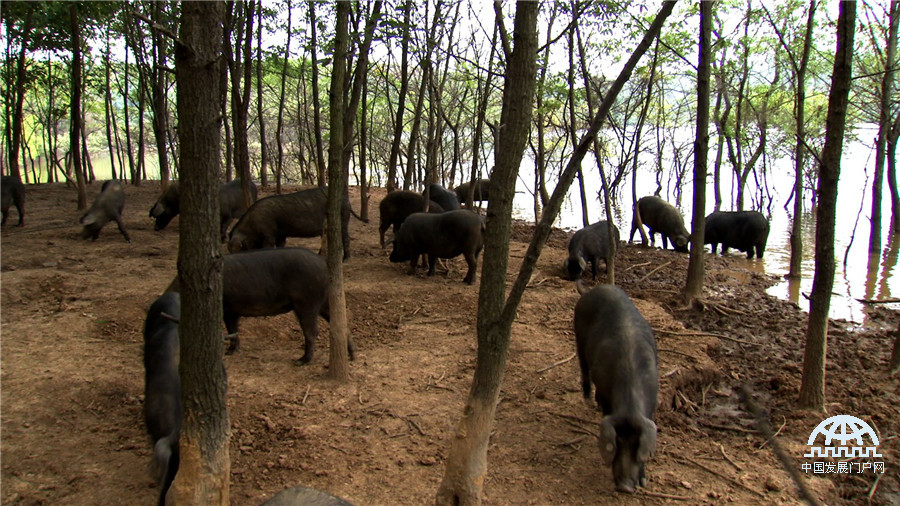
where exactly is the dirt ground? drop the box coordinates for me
[1,182,897,505]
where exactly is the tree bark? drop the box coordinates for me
[275,0,292,195]
[308,1,326,187]
[69,4,87,210]
[151,1,171,188]
[225,0,256,206]
[871,0,899,248]
[172,2,230,503]
[386,0,412,193]
[326,1,351,382]
[789,1,817,279]
[683,0,713,304]
[9,5,33,182]
[799,0,856,411]
[256,2,268,187]
[435,5,538,503]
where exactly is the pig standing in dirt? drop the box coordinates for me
[565,221,619,281]
[228,187,351,260]
[378,190,445,248]
[143,292,181,506]
[1,175,25,227]
[704,210,769,259]
[629,195,689,252]
[80,180,130,242]
[388,209,485,284]
[574,284,658,493]
[149,179,258,240]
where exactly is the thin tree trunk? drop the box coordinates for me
[9,5,33,181]
[275,0,292,195]
[122,41,137,184]
[104,30,119,181]
[69,4,87,209]
[789,1,817,278]
[256,2,268,187]
[385,0,412,193]
[308,1,326,187]
[173,3,230,503]
[799,0,855,411]
[871,0,899,250]
[683,0,713,304]
[326,1,351,382]
[151,1,171,188]
[463,24,499,208]
[359,74,369,221]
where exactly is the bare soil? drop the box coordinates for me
[1,183,897,505]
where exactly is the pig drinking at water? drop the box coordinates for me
[378,190,444,248]
[228,187,350,260]
[80,180,130,242]
[388,209,484,284]
[143,292,181,506]
[704,210,769,259]
[574,284,658,493]
[149,179,257,240]
[628,195,689,252]
[565,221,620,280]
[1,175,25,227]
[423,183,460,211]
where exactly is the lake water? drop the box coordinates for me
[510,135,900,324]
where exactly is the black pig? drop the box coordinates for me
[149,179,257,240]
[424,183,460,211]
[228,187,350,260]
[389,209,484,284]
[80,180,130,242]
[628,195,689,252]
[143,292,181,506]
[1,175,25,227]
[704,210,769,259]
[565,221,620,280]
[378,190,444,248]
[454,178,491,205]
[223,247,352,364]
[574,284,658,493]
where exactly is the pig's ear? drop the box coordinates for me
[637,418,657,462]
[598,416,618,464]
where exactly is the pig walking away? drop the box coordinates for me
[389,209,484,284]
[149,179,258,240]
[228,187,350,260]
[629,195,689,252]
[424,183,460,211]
[80,180,130,242]
[378,190,444,248]
[565,221,619,280]
[704,210,769,259]
[454,178,491,204]
[222,247,354,364]
[262,486,353,506]
[574,285,658,493]
[143,292,181,506]
[1,175,25,227]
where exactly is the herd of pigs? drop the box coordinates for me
[0,174,770,503]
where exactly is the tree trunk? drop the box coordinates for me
[799,0,856,411]
[275,0,292,195]
[326,1,351,382]
[172,2,230,503]
[69,4,87,210]
[225,0,255,206]
[463,25,499,209]
[359,74,369,221]
[889,113,900,231]
[123,42,138,185]
[9,5,33,182]
[308,1,326,187]
[104,30,118,181]
[256,2,268,187]
[871,0,899,249]
[151,1,171,188]
[385,0,412,193]
[435,5,538,504]
[789,1,817,279]
[436,4,675,503]
[683,0,713,304]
